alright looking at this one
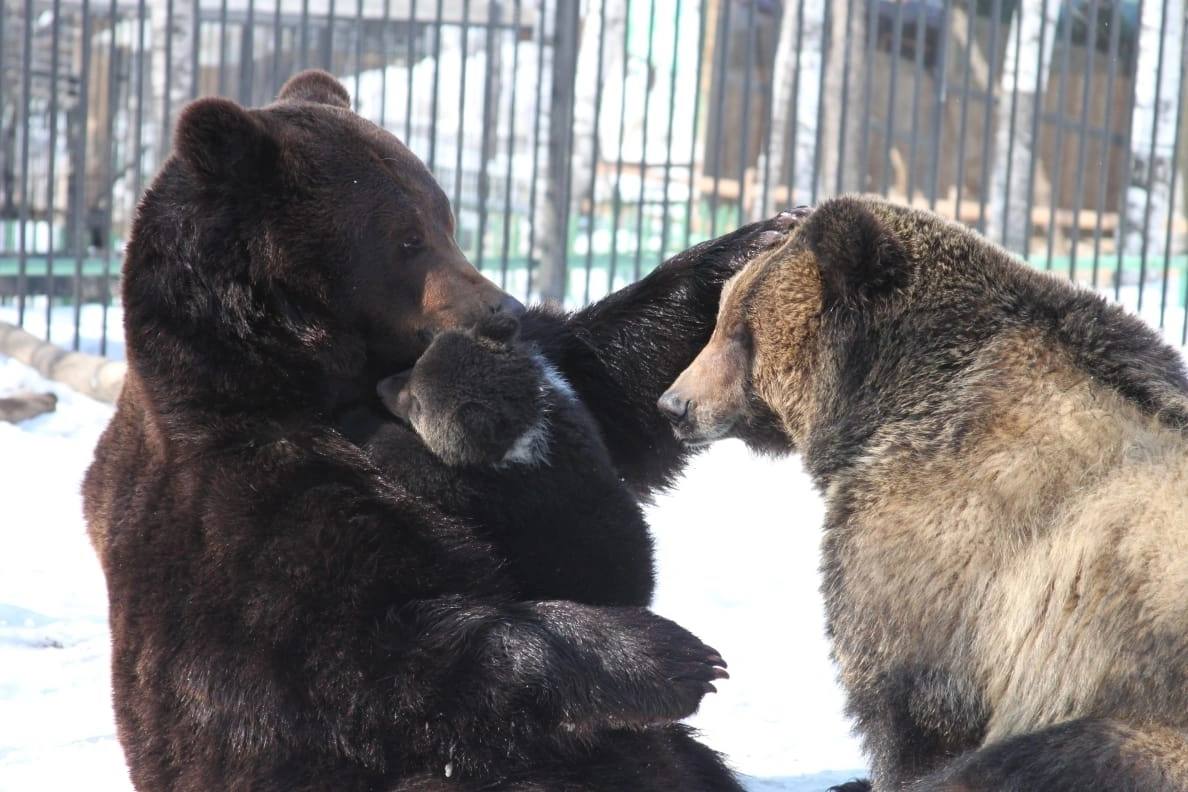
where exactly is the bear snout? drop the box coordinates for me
[657,390,691,427]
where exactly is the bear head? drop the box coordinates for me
[658,195,920,453]
[660,194,1188,460]
[375,315,547,467]
[122,70,522,423]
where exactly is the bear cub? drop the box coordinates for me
[377,315,559,469]
[369,315,656,607]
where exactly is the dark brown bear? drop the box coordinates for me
[83,70,801,791]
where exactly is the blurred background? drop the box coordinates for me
[0,0,1186,352]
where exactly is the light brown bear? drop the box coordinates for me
[659,195,1188,791]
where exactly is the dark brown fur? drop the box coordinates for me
[83,71,803,791]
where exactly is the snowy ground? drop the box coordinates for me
[0,354,865,792]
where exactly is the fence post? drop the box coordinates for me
[537,0,580,304]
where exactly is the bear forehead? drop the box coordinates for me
[261,102,447,205]
[726,245,821,325]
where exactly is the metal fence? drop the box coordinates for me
[1,0,1186,359]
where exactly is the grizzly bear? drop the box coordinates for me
[660,195,1188,791]
[83,70,802,791]
[363,313,655,606]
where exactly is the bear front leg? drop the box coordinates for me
[521,209,808,495]
[393,599,729,777]
[842,663,988,790]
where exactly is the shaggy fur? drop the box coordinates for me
[361,315,656,606]
[82,71,802,791]
[662,195,1188,791]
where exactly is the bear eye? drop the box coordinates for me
[401,236,424,251]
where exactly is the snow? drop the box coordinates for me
[0,354,864,791]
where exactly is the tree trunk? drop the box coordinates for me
[536,0,580,303]
[986,0,1059,254]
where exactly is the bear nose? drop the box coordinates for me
[495,294,526,319]
[657,391,691,426]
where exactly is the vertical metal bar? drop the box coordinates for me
[928,0,951,211]
[1043,0,1073,272]
[1068,0,1099,279]
[0,0,6,180]
[272,0,282,95]
[1137,0,1171,312]
[525,0,547,297]
[380,0,392,126]
[300,0,311,68]
[163,0,175,154]
[559,2,581,301]
[15,0,33,326]
[475,1,499,271]
[811,0,831,203]
[859,0,877,194]
[192,0,201,98]
[953,0,977,224]
[45,0,63,339]
[583,0,610,304]
[999,0,1022,247]
[836,0,856,196]
[354,0,364,112]
[243,0,257,103]
[709,0,730,236]
[684,0,708,248]
[101,0,120,355]
[881,0,906,196]
[1091,0,1123,288]
[634,0,657,280]
[428,0,444,170]
[1161,12,1186,331]
[406,0,417,142]
[219,0,229,95]
[658,0,682,259]
[1114,0,1143,301]
[976,0,1002,233]
[453,0,471,211]
[608,0,632,287]
[499,0,522,288]
[134,0,147,200]
[72,0,93,351]
[735,0,756,227]
[906,0,925,200]
[783,0,806,205]
[1023,0,1053,265]
[324,0,336,72]
[759,1,779,216]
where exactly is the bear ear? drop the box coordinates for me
[276,70,351,109]
[800,197,909,309]
[174,97,277,184]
